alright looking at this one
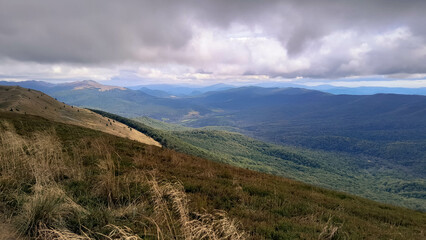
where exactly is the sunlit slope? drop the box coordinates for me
[0,85,160,147]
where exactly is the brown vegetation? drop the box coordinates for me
[0,112,425,239]
[0,114,245,239]
[0,85,160,146]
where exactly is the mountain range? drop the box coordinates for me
[130,82,426,96]
[1,82,426,239]
[1,80,425,212]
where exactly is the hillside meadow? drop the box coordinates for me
[0,112,425,239]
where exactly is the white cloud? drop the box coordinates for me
[0,59,117,82]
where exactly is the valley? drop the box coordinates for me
[1,109,425,239]
[3,80,424,211]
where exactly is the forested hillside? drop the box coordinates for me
[92,110,426,211]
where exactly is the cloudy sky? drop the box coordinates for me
[1,0,426,87]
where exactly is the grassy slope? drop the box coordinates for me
[91,110,426,211]
[0,85,160,147]
[0,112,425,239]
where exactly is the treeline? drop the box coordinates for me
[89,109,426,211]
[88,109,221,161]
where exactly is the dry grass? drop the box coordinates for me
[0,120,245,240]
[104,224,143,240]
[37,225,143,240]
[188,211,246,240]
[318,216,347,240]
[94,147,121,207]
[0,85,161,147]
[37,228,92,240]
[149,176,189,239]
[0,125,85,237]
[0,123,71,186]
[18,184,87,237]
[0,125,82,238]
[149,175,246,240]
[2,113,423,239]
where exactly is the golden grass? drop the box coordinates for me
[148,175,246,240]
[0,119,245,240]
[37,228,92,240]
[187,211,246,240]
[0,124,84,237]
[318,216,347,240]
[18,184,86,237]
[0,85,161,147]
[0,122,74,186]
[104,224,143,240]
[37,225,143,240]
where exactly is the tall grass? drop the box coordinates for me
[0,119,245,239]
[0,122,70,186]
[2,114,424,239]
[18,184,86,237]
[149,175,246,240]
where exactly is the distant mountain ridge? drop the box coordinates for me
[129,83,235,97]
[1,81,425,212]
[2,80,426,179]
[253,82,426,96]
[179,87,426,179]
[3,80,426,96]
[62,80,126,91]
[317,86,426,95]
[2,80,425,130]
[0,80,125,93]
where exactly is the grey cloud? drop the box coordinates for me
[1,0,426,78]
[0,0,192,64]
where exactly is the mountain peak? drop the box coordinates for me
[65,80,126,91]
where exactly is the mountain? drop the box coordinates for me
[0,80,211,120]
[312,86,426,95]
[0,80,125,94]
[1,103,425,239]
[0,85,160,147]
[87,111,425,211]
[137,87,173,97]
[3,81,425,169]
[252,82,426,96]
[129,83,235,97]
[0,80,56,92]
[60,80,126,91]
[2,81,425,210]
[180,87,426,177]
[53,88,210,120]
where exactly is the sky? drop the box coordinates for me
[1,0,426,87]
